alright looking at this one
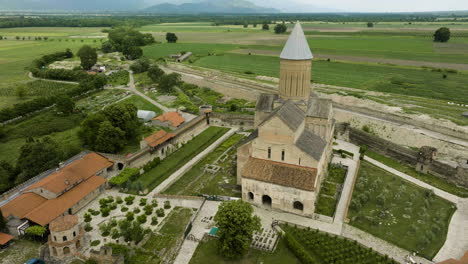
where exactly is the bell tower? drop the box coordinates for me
[278,22,313,101]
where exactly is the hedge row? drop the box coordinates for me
[109,167,140,187]
[282,232,318,264]
[31,68,89,82]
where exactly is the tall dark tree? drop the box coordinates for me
[77,45,98,70]
[101,41,114,53]
[130,58,151,73]
[78,113,107,147]
[158,73,181,94]
[214,200,261,259]
[55,95,75,115]
[123,46,143,60]
[94,121,125,153]
[148,65,165,83]
[367,22,374,28]
[166,32,178,43]
[262,23,270,30]
[102,104,140,140]
[16,137,62,182]
[274,23,287,34]
[434,27,451,42]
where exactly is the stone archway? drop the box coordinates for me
[262,195,272,207]
[52,247,57,256]
[63,247,70,255]
[293,201,304,211]
[117,163,124,170]
[76,239,81,249]
[248,192,254,201]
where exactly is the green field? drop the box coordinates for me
[366,150,468,197]
[133,126,230,193]
[116,95,163,114]
[348,161,456,259]
[189,237,299,264]
[163,133,244,196]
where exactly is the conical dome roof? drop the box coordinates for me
[280,22,313,60]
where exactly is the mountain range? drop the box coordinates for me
[0,0,337,13]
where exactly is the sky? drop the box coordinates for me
[282,0,468,12]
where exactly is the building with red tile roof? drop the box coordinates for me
[152,111,185,128]
[141,130,175,150]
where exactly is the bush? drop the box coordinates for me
[91,240,101,247]
[125,196,135,205]
[164,201,171,209]
[101,207,111,217]
[109,168,140,187]
[88,208,100,216]
[84,213,92,223]
[116,196,123,204]
[85,223,93,232]
[156,208,165,217]
[133,207,141,214]
[126,212,135,221]
[137,214,147,224]
[139,198,147,206]
[144,204,153,215]
[143,158,161,172]
[151,217,158,226]
[111,229,120,240]
[121,206,129,212]
[110,203,118,210]
[282,232,316,264]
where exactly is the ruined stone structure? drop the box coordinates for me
[237,22,334,217]
[89,245,125,264]
[48,215,85,260]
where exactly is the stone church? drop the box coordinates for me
[237,22,335,217]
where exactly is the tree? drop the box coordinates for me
[16,137,62,182]
[130,58,151,73]
[77,45,98,70]
[274,23,287,34]
[101,41,114,53]
[262,23,269,30]
[148,64,165,83]
[0,161,16,193]
[214,200,261,259]
[166,32,178,43]
[25,225,47,237]
[243,23,248,28]
[158,73,181,94]
[94,121,125,153]
[79,113,107,147]
[0,209,6,232]
[123,46,143,60]
[102,104,140,140]
[434,27,451,42]
[367,22,374,28]
[55,95,75,115]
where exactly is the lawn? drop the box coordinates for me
[0,239,42,264]
[133,126,230,193]
[193,53,468,104]
[141,207,194,262]
[107,70,130,86]
[162,133,244,196]
[143,42,238,61]
[282,224,398,264]
[189,237,299,264]
[315,164,348,217]
[116,95,163,114]
[348,161,456,259]
[366,150,468,197]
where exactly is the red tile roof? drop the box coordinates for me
[49,215,78,232]
[0,232,13,245]
[144,130,176,148]
[1,192,47,219]
[152,112,185,127]
[242,157,318,191]
[26,153,112,194]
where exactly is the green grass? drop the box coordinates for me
[366,150,468,197]
[282,224,398,264]
[143,207,193,254]
[143,42,238,60]
[163,133,244,196]
[314,165,347,217]
[134,126,230,192]
[0,239,42,264]
[117,95,163,114]
[107,70,129,86]
[193,53,468,104]
[348,161,456,259]
[189,237,300,264]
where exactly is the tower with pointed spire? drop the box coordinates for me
[279,22,313,100]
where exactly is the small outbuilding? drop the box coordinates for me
[151,111,185,129]
[137,110,157,122]
[176,52,192,62]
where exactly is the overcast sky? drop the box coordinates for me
[292,0,468,12]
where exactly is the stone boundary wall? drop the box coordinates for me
[339,124,468,188]
[313,213,334,224]
[210,112,255,130]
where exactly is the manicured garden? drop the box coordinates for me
[282,224,398,264]
[314,164,347,217]
[348,161,456,259]
[107,70,130,86]
[162,133,244,196]
[133,126,230,193]
[366,150,468,197]
[116,95,163,115]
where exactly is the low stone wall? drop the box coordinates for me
[338,124,468,188]
[210,113,255,130]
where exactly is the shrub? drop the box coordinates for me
[144,205,153,215]
[137,214,147,224]
[85,223,93,232]
[143,157,161,172]
[133,207,141,214]
[121,206,128,212]
[125,196,135,205]
[110,203,118,210]
[91,240,101,247]
[139,198,147,206]
[282,232,316,264]
[101,207,111,217]
[126,212,135,221]
[88,208,100,216]
[164,201,171,209]
[116,197,123,204]
[109,168,140,188]
[152,200,158,208]
[151,217,158,226]
[156,208,165,217]
[84,213,92,222]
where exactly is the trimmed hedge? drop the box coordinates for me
[109,167,140,187]
[282,232,318,264]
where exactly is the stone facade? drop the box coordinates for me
[48,215,85,260]
[279,59,312,100]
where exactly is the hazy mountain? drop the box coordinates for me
[144,0,279,14]
[252,0,342,13]
[0,0,147,11]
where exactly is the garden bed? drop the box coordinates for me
[314,164,348,217]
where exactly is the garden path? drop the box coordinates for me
[364,156,468,262]
[147,127,238,196]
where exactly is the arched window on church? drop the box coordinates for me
[293,201,304,211]
[281,150,285,161]
[268,147,271,159]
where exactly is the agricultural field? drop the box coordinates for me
[163,133,244,196]
[314,164,348,217]
[132,126,230,193]
[348,161,456,259]
[116,94,163,114]
[282,224,398,264]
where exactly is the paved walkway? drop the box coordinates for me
[148,128,238,196]
[364,156,468,262]
[174,201,222,264]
